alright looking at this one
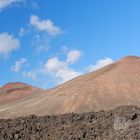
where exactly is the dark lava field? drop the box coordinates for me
[0,105,140,140]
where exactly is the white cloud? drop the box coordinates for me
[18,15,63,53]
[0,0,22,11]
[22,70,37,80]
[0,32,20,56]
[11,58,28,72]
[87,57,114,72]
[45,57,66,73]
[44,50,82,84]
[30,15,62,36]
[11,58,37,80]
[66,50,82,64]
[15,53,113,87]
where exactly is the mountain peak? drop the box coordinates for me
[116,55,140,65]
[122,55,140,61]
[2,82,31,88]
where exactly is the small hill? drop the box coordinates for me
[0,82,42,106]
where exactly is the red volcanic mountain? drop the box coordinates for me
[0,82,43,106]
[0,56,140,118]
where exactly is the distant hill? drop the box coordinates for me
[0,82,43,106]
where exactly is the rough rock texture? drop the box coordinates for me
[0,106,140,140]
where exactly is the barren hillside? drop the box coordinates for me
[0,56,140,118]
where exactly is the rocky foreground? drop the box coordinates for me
[0,106,140,140]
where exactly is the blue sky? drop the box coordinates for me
[0,0,140,88]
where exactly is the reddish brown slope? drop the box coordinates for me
[0,56,140,118]
[35,55,140,115]
[0,82,42,106]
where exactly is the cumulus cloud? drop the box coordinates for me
[87,57,114,72]
[30,15,62,36]
[66,50,82,64]
[12,53,113,87]
[19,15,63,53]
[11,58,37,80]
[0,32,20,56]
[11,58,28,72]
[44,50,82,84]
[0,0,22,11]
